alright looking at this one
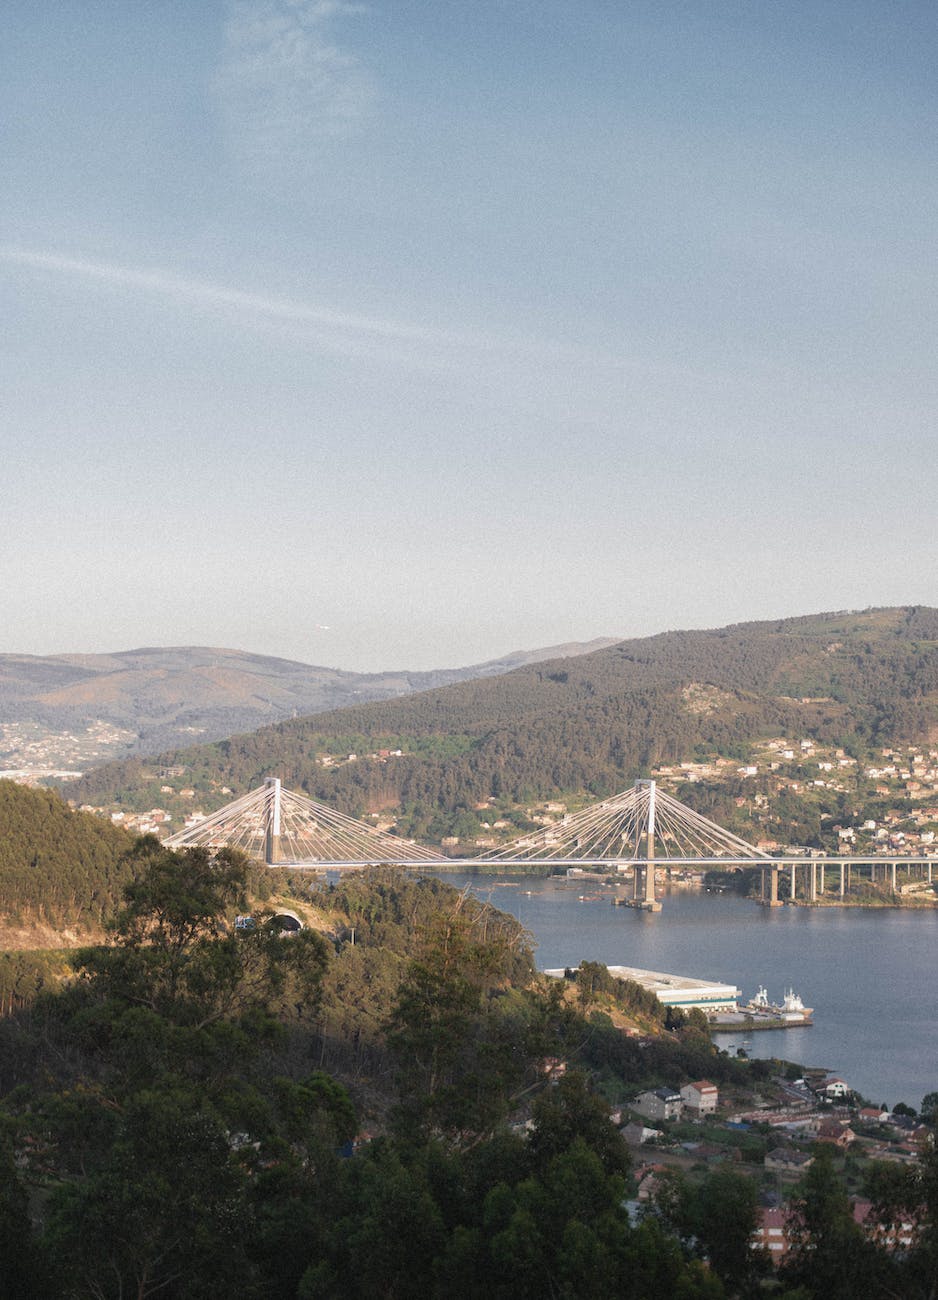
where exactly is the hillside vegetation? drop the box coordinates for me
[0,781,135,934]
[0,851,777,1297]
[0,851,934,1298]
[65,609,938,843]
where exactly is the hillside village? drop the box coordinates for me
[0,718,136,783]
[654,738,938,858]
[615,1061,934,1265]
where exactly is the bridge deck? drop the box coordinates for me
[267,855,938,869]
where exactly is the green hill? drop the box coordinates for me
[0,780,135,935]
[64,607,938,841]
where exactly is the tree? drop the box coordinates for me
[691,1166,763,1292]
[528,1071,630,1180]
[43,1088,255,1299]
[73,840,328,1034]
[387,898,540,1144]
[0,1126,48,1298]
[921,1092,938,1126]
[12,841,333,1299]
[782,1145,886,1298]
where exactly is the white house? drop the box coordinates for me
[680,1080,719,1116]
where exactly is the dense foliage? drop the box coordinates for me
[0,855,721,1298]
[0,781,134,929]
[0,951,70,1016]
[0,855,937,1297]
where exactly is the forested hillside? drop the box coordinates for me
[0,852,934,1298]
[0,781,134,932]
[0,853,796,1297]
[65,609,938,840]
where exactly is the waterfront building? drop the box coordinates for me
[544,964,741,1013]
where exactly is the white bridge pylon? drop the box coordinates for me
[164,777,446,866]
[494,779,771,865]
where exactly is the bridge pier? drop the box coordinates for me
[790,862,796,901]
[760,864,782,906]
[264,777,282,867]
[625,781,662,910]
[642,845,659,909]
[839,862,845,897]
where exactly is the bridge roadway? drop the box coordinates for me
[268,855,938,870]
[258,851,936,912]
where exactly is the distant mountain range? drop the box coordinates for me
[65,608,938,831]
[0,638,620,767]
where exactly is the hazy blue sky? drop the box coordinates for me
[3,1,936,670]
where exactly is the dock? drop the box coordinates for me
[544,964,740,1012]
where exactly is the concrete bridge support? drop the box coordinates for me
[761,864,781,906]
[628,780,662,910]
[643,843,657,907]
[264,777,282,867]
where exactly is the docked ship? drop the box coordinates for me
[709,985,814,1031]
[746,986,814,1024]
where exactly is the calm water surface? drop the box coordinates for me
[430,874,938,1110]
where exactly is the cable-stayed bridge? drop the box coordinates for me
[157,776,938,911]
[164,778,445,868]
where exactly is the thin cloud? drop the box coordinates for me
[0,244,749,394]
[0,246,447,346]
[214,0,376,174]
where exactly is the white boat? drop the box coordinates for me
[744,985,813,1023]
[780,989,813,1021]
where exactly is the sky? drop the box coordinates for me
[2,1,937,671]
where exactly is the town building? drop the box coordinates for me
[632,1088,683,1121]
[680,1080,719,1115]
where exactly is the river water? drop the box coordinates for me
[429,873,938,1111]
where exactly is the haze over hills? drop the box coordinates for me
[0,637,619,769]
[66,608,938,845]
